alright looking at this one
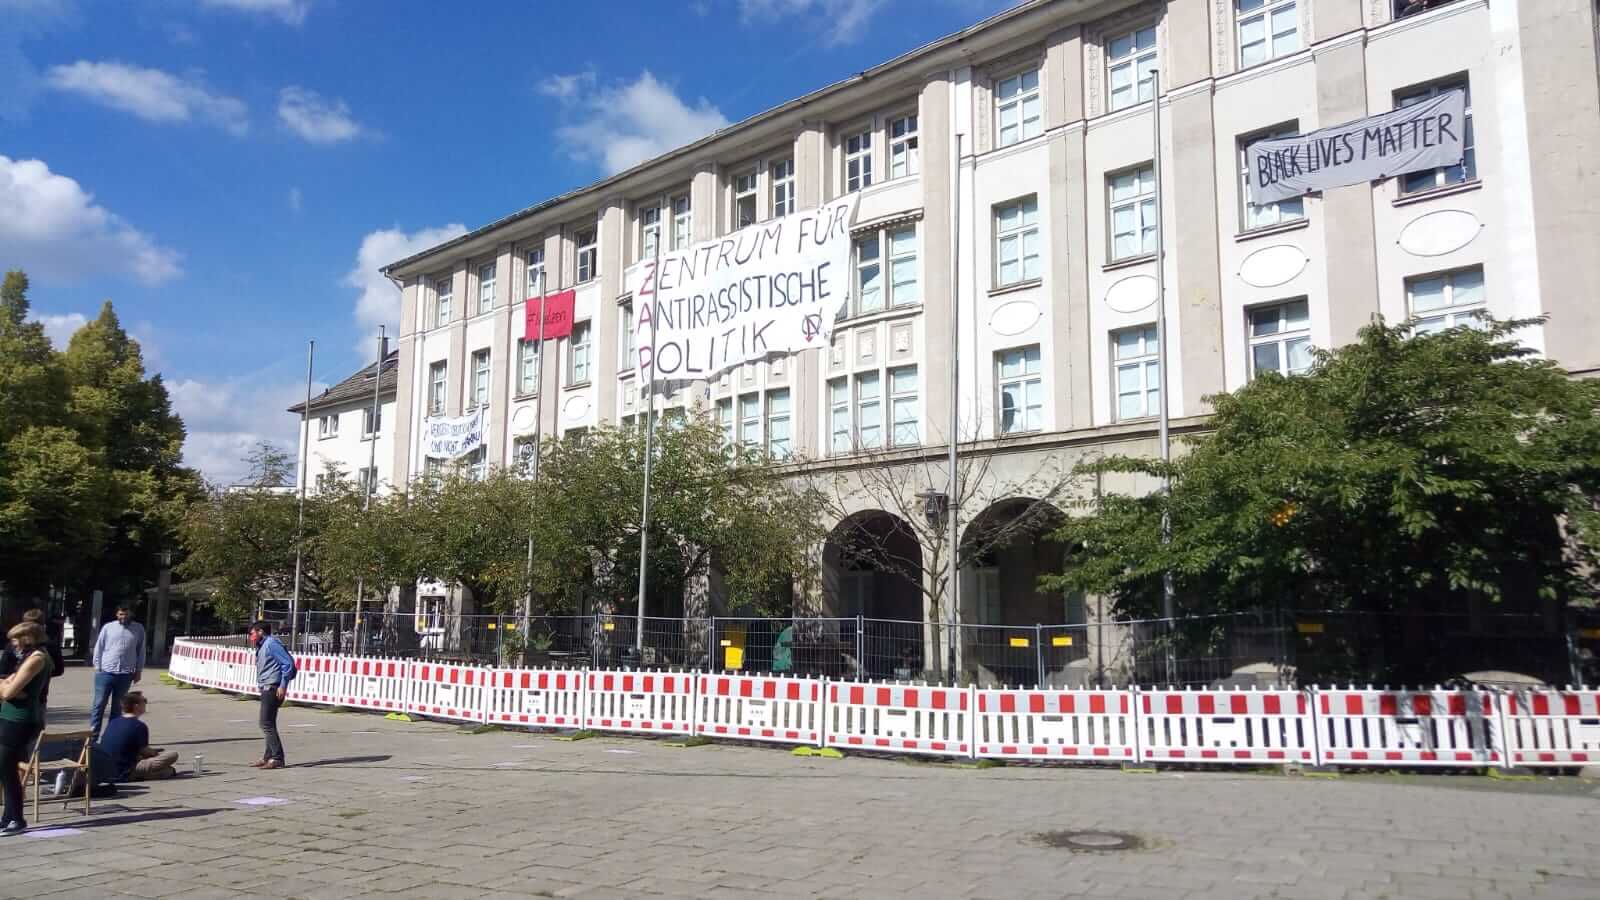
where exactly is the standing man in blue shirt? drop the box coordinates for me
[249,621,296,770]
[90,605,144,741]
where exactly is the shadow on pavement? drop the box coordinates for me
[164,736,261,746]
[292,755,393,768]
[43,807,223,830]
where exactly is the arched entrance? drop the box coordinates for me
[821,510,925,678]
[958,498,1084,685]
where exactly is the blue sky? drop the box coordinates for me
[1,0,1007,483]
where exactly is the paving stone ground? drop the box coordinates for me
[3,665,1598,899]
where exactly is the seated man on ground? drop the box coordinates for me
[97,692,177,782]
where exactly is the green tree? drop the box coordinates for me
[408,466,536,615]
[0,271,69,443]
[1045,318,1600,621]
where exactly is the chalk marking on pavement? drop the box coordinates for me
[23,827,84,839]
[234,796,291,806]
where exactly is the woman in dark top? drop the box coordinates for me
[0,622,51,835]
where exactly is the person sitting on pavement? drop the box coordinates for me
[97,691,178,782]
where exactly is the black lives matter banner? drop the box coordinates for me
[1246,89,1466,204]
[623,195,858,383]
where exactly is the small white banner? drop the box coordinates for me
[422,409,484,459]
[1246,89,1466,204]
[624,195,859,384]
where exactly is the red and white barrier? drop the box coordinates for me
[407,661,490,723]
[584,670,694,736]
[286,654,341,705]
[334,657,410,713]
[1137,689,1315,764]
[1502,689,1600,767]
[973,688,1136,760]
[824,683,970,757]
[1316,688,1501,767]
[694,674,823,745]
[185,642,256,694]
[486,668,586,728]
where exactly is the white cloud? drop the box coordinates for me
[169,374,326,485]
[29,311,87,348]
[541,70,729,175]
[200,0,308,26]
[46,60,249,135]
[0,155,183,285]
[344,223,467,350]
[288,185,302,212]
[735,0,886,46]
[276,86,366,144]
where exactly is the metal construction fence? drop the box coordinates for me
[169,636,1600,770]
[221,606,1599,689]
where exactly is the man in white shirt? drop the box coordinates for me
[90,606,145,741]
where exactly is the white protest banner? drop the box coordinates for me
[624,194,858,384]
[422,409,483,459]
[1246,89,1466,204]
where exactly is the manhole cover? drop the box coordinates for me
[1033,830,1142,851]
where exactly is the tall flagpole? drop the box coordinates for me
[354,327,386,650]
[524,267,551,635]
[635,214,662,653]
[1151,70,1176,682]
[945,133,964,684]
[290,339,314,649]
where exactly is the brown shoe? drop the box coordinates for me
[260,760,285,770]
[247,759,268,768]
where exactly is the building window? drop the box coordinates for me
[357,467,377,496]
[854,235,883,315]
[739,393,761,446]
[845,127,873,193]
[1397,79,1474,194]
[434,277,452,327]
[525,247,545,298]
[767,388,792,458]
[829,377,851,454]
[857,371,882,449]
[1238,0,1299,69]
[423,457,443,486]
[716,398,734,446]
[477,262,496,315]
[888,113,919,179]
[464,446,487,482]
[568,321,592,384]
[1108,165,1157,261]
[1107,26,1158,112]
[1408,267,1485,334]
[468,349,491,410]
[619,301,636,371]
[770,157,795,217]
[995,68,1042,148]
[997,346,1043,434]
[1112,326,1161,421]
[671,195,692,250]
[314,472,330,494]
[362,404,381,438]
[318,413,338,439]
[887,227,919,308]
[890,366,918,446]
[512,436,536,476]
[734,169,759,229]
[1240,126,1306,230]
[428,361,446,416]
[640,203,661,260]
[576,228,598,283]
[848,225,920,316]
[516,339,539,395]
[1247,300,1313,378]
[994,196,1041,287]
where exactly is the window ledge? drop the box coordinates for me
[564,381,592,392]
[1392,179,1482,208]
[512,391,539,402]
[1235,218,1311,243]
[838,304,923,328]
[317,434,339,441]
[1103,254,1156,273]
[988,279,1042,298]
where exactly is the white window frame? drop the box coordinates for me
[1106,25,1158,112]
[314,472,330,494]
[469,349,491,410]
[733,168,759,229]
[619,300,636,372]
[362,404,381,438]
[1396,79,1475,195]
[464,446,487,482]
[576,228,598,283]
[428,361,447,416]
[994,67,1042,148]
[525,247,545,299]
[357,466,377,497]
[512,436,536,476]
[853,234,883,316]
[1111,325,1161,422]
[516,338,539,396]
[766,388,792,459]
[434,276,452,328]
[844,126,873,193]
[993,196,1041,288]
[1247,299,1313,379]
[318,413,338,439]
[856,371,883,450]
[829,377,851,455]
[716,398,734,446]
[848,225,919,317]
[888,112,919,180]
[671,194,692,251]
[477,261,496,315]
[568,320,592,384]
[639,203,661,261]
[996,345,1043,435]
[1237,0,1299,69]
[738,392,761,447]
[1240,124,1307,231]
[770,157,795,218]
[1407,267,1486,335]
[1108,165,1157,262]
[889,366,918,447]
